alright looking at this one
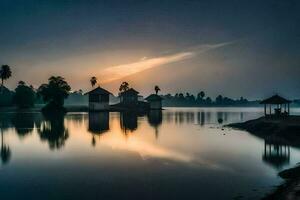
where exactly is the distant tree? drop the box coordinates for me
[215,95,223,105]
[90,77,97,87]
[119,82,129,93]
[0,87,14,107]
[200,91,205,99]
[0,65,12,91]
[14,81,35,108]
[154,85,161,95]
[38,76,71,111]
[190,94,196,102]
[205,97,212,105]
[18,81,25,86]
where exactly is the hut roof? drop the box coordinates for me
[120,88,139,95]
[84,87,111,95]
[145,94,162,101]
[260,95,292,104]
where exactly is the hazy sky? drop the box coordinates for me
[0,0,299,99]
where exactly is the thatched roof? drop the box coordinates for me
[260,95,291,104]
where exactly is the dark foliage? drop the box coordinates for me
[38,76,71,110]
[14,81,35,108]
[162,92,258,107]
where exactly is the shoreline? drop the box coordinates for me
[227,116,300,199]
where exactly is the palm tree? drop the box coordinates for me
[0,65,12,92]
[154,85,160,95]
[90,77,97,87]
[119,82,129,93]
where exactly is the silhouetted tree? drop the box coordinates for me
[205,97,212,104]
[38,76,71,111]
[90,77,97,87]
[200,91,205,99]
[0,65,12,92]
[18,81,25,86]
[119,82,129,93]
[216,95,223,105]
[14,81,35,108]
[154,85,161,95]
[0,87,14,106]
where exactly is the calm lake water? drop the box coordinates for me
[1,107,300,200]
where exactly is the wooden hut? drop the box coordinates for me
[260,95,292,117]
[119,88,139,105]
[85,87,111,111]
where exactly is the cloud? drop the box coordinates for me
[101,42,232,83]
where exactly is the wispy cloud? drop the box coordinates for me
[101,42,232,83]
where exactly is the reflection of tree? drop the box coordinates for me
[120,112,138,134]
[0,113,12,165]
[1,129,11,165]
[147,110,162,139]
[38,112,69,150]
[262,137,290,169]
[88,112,110,146]
[11,112,35,138]
[197,112,205,126]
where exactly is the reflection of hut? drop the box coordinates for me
[88,112,109,134]
[120,88,139,105]
[145,94,162,110]
[120,112,138,133]
[147,110,162,139]
[262,137,290,169]
[85,87,111,111]
[260,95,292,117]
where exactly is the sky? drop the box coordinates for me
[0,0,299,99]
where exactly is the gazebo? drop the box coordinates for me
[260,95,292,117]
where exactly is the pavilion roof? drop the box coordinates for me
[260,95,292,104]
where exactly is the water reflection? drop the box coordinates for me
[0,108,300,199]
[263,137,291,169]
[38,112,69,150]
[11,112,35,138]
[0,129,11,165]
[147,110,162,139]
[120,112,138,133]
[88,112,110,146]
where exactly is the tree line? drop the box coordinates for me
[0,65,71,112]
[161,92,259,107]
